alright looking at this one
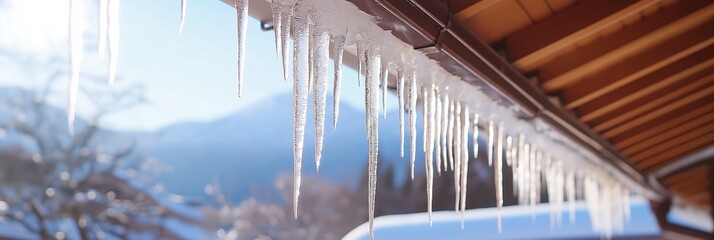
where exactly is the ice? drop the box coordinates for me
[381,61,388,118]
[472,114,479,161]
[98,0,108,58]
[447,100,455,171]
[408,68,417,180]
[68,0,84,135]
[312,26,330,171]
[488,120,494,166]
[291,3,310,219]
[442,95,449,170]
[426,85,435,225]
[179,0,187,33]
[422,88,428,152]
[108,0,120,85]
[365,43,381,240]
[398,69,405,157]
[270,0,281,57]
[460,106,470,228]
[495,124,503,233]
[279,3,293,81]
[453,102,461,212]
[505,136,513,166]
[356,42,364,87]
[435,90,442,174]
[566,171,575,223]
[235,0,249,97]
[332,35,346,128]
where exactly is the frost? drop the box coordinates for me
[235,0,249,97]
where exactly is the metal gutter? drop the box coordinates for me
[347,0,663,198]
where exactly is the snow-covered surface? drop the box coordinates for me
[668,203,714,233]
[343,197,660,240]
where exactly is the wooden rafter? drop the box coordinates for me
[612,108,714,148]
[541,3,714,92]
[602,97,713,138]
[454,0,504,21]
[621,115,714,156]
[640,134,714,170]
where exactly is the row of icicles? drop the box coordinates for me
[65,0,633,239]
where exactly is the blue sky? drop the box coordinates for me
[0,0,396,131]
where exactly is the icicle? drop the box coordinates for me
[487,120,494,166]
[68,0,84,135]
[505,136,513,166]
[408,68,417,180]
[426,85,436,226]
[381,61,388,118]
[312,26,329,172]
[179,0,187,33]
[234,0,248,97]
[460,106,470,229]
[495,123,503,233]
[279,3,293,81]
[270,0,281,57]
[365,43,381,240]
[441,95,449,170]
[398,69,405,157]
[435,90,442,174]
[566,171,576,223]
[422,87,428,153]
[107,0,120,85]
[472,114,479,160]
[453,102,462,213]
[447,101,455,171]
[332,35,345,129]
[98,0,108,58]
[356,42,364,87]
[291,3,310,219]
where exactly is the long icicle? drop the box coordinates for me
[426,85,435,226]
[107,0,120,85]
[487,120,494,166]
[441,94,449,170]
[496,123,504,233]
[422,87,428,152]
[68,0,84,135]
[473,114,479,160]
[448,101,456,171]
[179,0,187,33]
[98,0,108,58]
[453,101,462,212]
[398,69,405,157]
[408,67,417,180]
[235,0,249,97]
[435,90,442,174]
[381,61,388,118]
[291,3,310,219]
[312,26,329,172]
[460,106,470,229]
[332,35,345,128]
[365,43,381,240]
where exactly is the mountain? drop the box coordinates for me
[136,93,426,202]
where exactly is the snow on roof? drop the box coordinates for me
[342,197,660,240]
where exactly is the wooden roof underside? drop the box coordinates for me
[454,0,713,212]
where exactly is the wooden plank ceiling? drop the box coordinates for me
[453,0,714,210]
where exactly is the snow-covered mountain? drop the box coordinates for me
[135,93,425,202]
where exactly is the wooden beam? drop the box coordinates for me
[640,134,714,170]
[613,108,714,149]
[591,75,714,132]
[601,92,714,138]
[577,51,714,121]
[630,126,714,162]
[668,173,708,190]
[621,115,714,156]
[454,0,504,20]
[506,0,641,72]
[676,181,710,196]
[541,3,714,92]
